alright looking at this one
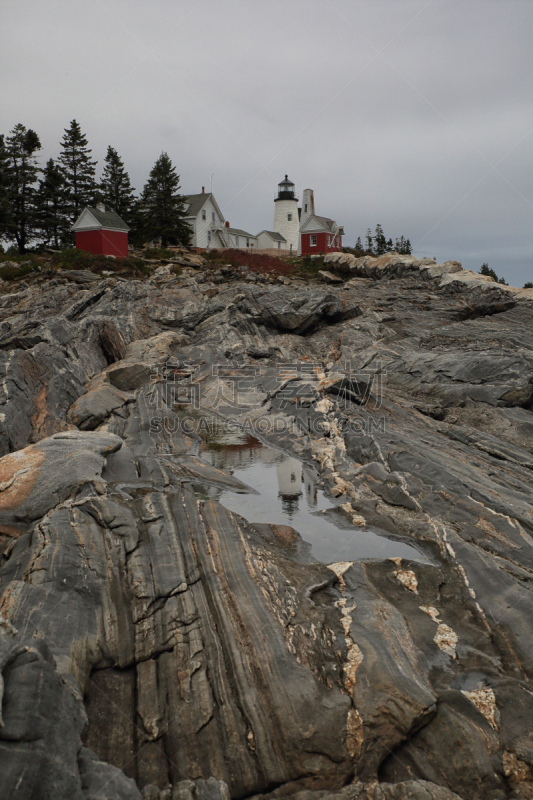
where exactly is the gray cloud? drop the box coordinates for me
[2,0,532,284]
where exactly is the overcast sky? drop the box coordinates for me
[2,0,532,285]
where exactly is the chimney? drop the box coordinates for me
[301,190,314,227]
[96,202,106,212]
[202,186,205,193]
[225,221,230,227]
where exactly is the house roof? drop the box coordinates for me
[300,214,341,234]
[257,230,287,242]
[72,206,130,232]
[183,192,225,223]
[225,227,256,238]
[183,193,210,217]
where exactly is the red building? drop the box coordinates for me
[72,204,130,257]
[300,214,344,256]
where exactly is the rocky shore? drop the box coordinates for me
[1,250,533,800]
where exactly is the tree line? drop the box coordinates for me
[0,120,192,253]
[352,224,412,256]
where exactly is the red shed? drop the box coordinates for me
[72,203,130,258]
[300,214,344,256]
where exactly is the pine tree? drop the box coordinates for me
[394,235,412,255]
[0,134,10,242]
[354,236,363,253]
[4,123,41,253]
[98,146,135,221]
[365,228,373,254]
[524,282,533,289]
[480,263,499,281]
[138,152,192,247]
[58,119,97,223]
[386,237,393,252]
[35,159,68,248]
[374,223,387,255]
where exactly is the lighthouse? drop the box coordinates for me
[273,175,300,253]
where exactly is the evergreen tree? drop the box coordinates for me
[0,134,10,241]
[138,152,191,247]
[58,119,97,223]
[394,235,412,255]
[98,146,135,221]
[374,223,387,255]
[480,262,499,281]
[4,123,41,253]
[524,281,533,289]
[357,228,413,257]
[35,159,68,248]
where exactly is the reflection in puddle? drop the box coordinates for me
[194,418,431,565]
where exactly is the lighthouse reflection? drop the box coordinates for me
[198,430,319,521]
[193,416,430,564]
[276,457,317,519]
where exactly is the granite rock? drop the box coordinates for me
[0,258,533,799]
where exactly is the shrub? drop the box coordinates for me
[206,249,295,276]
[295,254,326,277]
[142,247,176,260]
[0,262,36,281]
[50,248,150,276]
[0,252,41,265]
[50,248,98,270]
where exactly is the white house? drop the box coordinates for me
[224,226,258,249]
[183,190,227,248]
[256,230,288,251]
[183,190,260,250]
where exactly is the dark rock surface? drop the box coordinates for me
[1,256,533,799]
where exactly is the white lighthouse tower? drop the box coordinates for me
[273,175,300,253]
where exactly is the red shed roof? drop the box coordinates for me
[72,205,130,232]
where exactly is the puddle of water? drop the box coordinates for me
[192,415,431,565]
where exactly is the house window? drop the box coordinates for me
[202,210,206,220]
[304,204,307,212]
[310,235,317,247]
[277,241,281,249]
[327,236,331,247]
[288,213,292,221]
[235,236,239,247]
[207,230,211,242]
[246,238,250,247]
[212,211,215,222]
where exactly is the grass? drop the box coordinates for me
[204,248,296,276]
[0,262,38,281]
[294,254,327,278]
[0,252,45,280]
[50,248,150,276]
[0,247,151,281]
